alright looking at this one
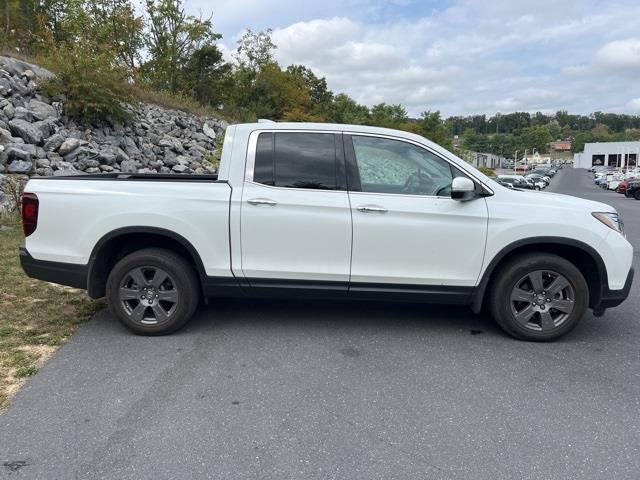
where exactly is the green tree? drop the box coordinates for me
[84,0,143,69]
[419,110,452,149]
[285,64,333,118]
[180,44,231,107]
[143,0,220,93]
[369,103,407,128]
[329,93,370,124]
[234,28,276,74]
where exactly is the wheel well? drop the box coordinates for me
[87,231,204,299]
[476,243,604,312]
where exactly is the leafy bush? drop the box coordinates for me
[39,44,136,124]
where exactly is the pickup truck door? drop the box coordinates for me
[239,131,352,290]
[345,134,489,291]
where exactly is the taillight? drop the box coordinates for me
[21,193,39,237]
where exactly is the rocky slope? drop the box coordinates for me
[0,56,226,179]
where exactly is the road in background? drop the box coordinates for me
[1,168,638,479]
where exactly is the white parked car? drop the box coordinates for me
[20,122,634,341]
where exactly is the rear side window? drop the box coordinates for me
[252,132,339,190]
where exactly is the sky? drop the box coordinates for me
[180,0,640,117]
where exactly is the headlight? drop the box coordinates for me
[592,212,624,235]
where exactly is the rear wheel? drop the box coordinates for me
[634,190,640,200]
[106,248,199,335]
[489,253,589,341]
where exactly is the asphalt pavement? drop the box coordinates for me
[1,167,639,479]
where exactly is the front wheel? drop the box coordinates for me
[489,253,589,341]
[635,190,640,200]
[106,248,199,335]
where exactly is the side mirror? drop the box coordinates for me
[451,176,476,201]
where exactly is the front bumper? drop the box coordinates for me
[593,267,634,315]
[20,245,88,290]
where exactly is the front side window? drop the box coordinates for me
[351,136,454,196]
[253,132,338,190]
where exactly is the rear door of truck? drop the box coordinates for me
[239,130,352,290]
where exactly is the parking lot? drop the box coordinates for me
[1,167,639,480]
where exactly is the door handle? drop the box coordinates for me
[357,205,388,213]
[247,198,277,206]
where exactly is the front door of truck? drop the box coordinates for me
[345,134,488,289]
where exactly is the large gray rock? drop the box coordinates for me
[43,133,65,152]
[36,157,50,168]
[120,159,137,173]
[28,99,57,120]
[58,137,81,156]
[6,143,37,156]
[3,146,32,163]
[158,136,184,153]
[13,106,33,122]
[7,160,32,174]
[8,119,43,145]
[53,167,82,176]
[202,122,216,140]
[78,158,100,170]
[0,127,14,144]
[0,56,54,79]
[0,77,12,96]
[34,119,55,139]
[171,164,188,173]
[62,145,90,162]
[3,103,15,119]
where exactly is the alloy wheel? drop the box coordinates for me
[118,266,178,325]
[509,270,575,332]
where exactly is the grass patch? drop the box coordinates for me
[133,86,225,119]
[0,213,103,412]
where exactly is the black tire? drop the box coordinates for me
[489,253,589,341]
[106,248,199,335]
[634,190,640,200]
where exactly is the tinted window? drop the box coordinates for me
[253,132,338,190]
[351,136,453,196]
[274,133,337,189]
[254,132,274,185]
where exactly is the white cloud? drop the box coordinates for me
[596,38,640,69]
[183,0,640,115]
[629,98,640,111]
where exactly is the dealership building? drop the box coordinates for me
[573,141,640,169]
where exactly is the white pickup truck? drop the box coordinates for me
[20,122,634,340]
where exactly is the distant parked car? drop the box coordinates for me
[626,180,640,199]
[531,168,555,178]
[497,175,536,190]
[497,180,515,189]
[617,176,639,195]
[525,173,549,187]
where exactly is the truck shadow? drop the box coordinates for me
[184,298,505,339]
